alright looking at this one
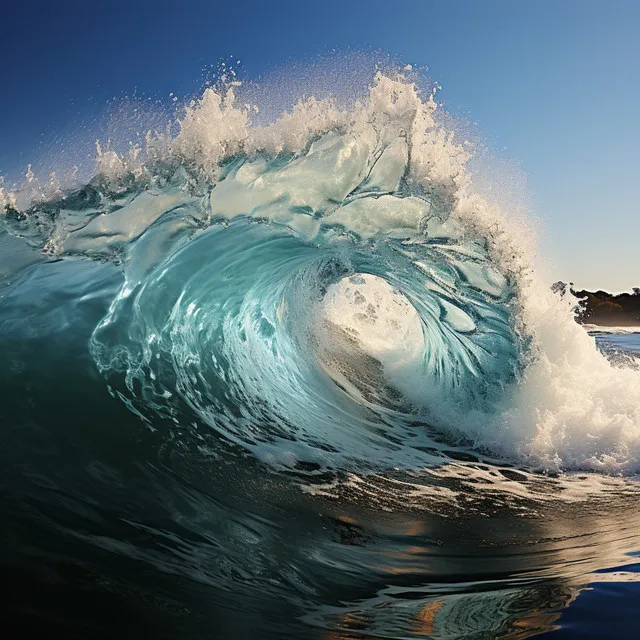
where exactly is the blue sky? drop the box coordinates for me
[1,0,638,291]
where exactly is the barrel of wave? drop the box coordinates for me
[315,273,427,405]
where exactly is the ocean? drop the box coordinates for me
[594,332,640,355]
[1,69,640,639]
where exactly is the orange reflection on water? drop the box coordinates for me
[411,600,445,635]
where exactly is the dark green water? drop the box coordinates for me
[2,256,640,639]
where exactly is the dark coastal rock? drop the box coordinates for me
[552,282,640,326]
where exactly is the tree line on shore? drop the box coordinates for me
[552,283,640,326]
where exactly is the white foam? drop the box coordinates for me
[319,273,425,375]
[584,324,640,335]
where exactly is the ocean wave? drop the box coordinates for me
[2,69,640,475]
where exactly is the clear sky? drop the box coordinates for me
[1,0,638,291]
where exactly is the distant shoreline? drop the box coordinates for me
[552,282,640,328]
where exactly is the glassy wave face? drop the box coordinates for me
[2,68,640,639]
